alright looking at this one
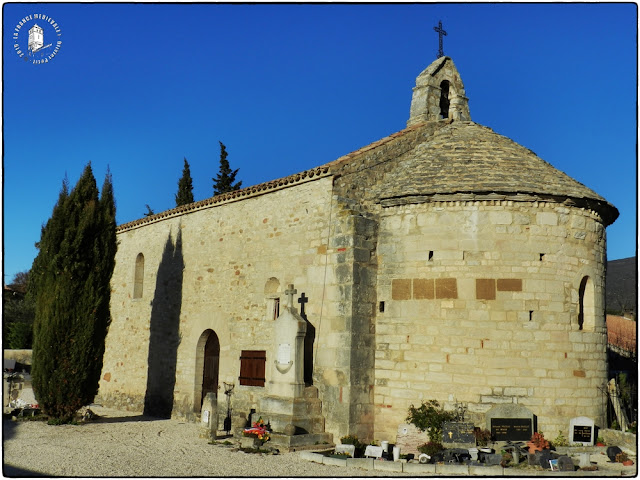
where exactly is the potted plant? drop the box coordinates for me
[338,434,362,457]
[526,432,550,453]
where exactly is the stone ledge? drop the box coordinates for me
[372,460,403,472]
[436,463,469,475]
[346,458,374,470]
[469,465,504,476]
[322,456,347,467]
[298,451,324,463]
[402,462,436,473]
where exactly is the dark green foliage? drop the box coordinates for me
[417,441,444,456]
[212,142,242,196]
[406,399,455,441]
[144,204,155,217]
[30,164,117,423]
[3,271,35,349]
[175,157,195,207]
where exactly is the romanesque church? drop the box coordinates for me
[97,55,618,446]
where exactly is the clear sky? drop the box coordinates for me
[3,3,637,284]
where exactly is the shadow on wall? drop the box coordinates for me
[143,227,184,418]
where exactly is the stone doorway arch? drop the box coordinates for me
[195,329,220,412]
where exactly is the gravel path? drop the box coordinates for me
[3,406,409,477]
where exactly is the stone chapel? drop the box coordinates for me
[97,55,618,447]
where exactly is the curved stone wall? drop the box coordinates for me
[374,199,608,441]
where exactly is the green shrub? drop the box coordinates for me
[406,400,455,441]
[417,441,444,456]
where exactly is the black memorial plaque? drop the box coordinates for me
[572,425,592,443]
[490,418,532,441]
[442,422,475,443]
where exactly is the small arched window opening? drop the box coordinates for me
[133,253,144,299]
[577,276,595,331]
[439,80,450,119]
[264,277,281,320]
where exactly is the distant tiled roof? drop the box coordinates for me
[606,314,637,354]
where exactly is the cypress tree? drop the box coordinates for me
[212,141,242,195]
[175,157,194,207]
[30,164,117,422]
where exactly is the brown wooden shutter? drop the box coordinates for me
[239,350,266,387]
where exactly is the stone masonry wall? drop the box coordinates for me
[373,200,608,442]
[98,177,357,435]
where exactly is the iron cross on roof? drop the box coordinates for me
[433,20,447,58]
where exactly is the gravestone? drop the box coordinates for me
[486,404,535,441]
[569,416,595,446]
[538,449,553,469]
[335,444,356,457]
[557,455,575,472]
[485,453,503,466]
[395,423,429,456]
[364,445,384,458]
[442,422,475,447]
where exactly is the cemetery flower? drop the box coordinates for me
[243,416,270,442]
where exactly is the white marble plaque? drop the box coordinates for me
[364,445,384,458]
[569,416,595,446]
[201,410,210,424]
[277,343,291,364]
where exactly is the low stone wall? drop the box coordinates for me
[3,349,32,371]
[600,429,636,452]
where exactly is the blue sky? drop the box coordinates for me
[3,3,637,284]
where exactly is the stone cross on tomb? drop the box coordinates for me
[298,292,308,319]
[285,284,297,309]
[433,20,447,58]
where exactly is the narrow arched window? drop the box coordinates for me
[578,276,595,331]
[439,80,450,119]
[133,253,144,299]
[264,277,280,320]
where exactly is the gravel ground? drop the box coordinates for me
[3,406,410,477]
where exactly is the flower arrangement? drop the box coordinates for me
[527,432,549,452]
[243,416,270,442]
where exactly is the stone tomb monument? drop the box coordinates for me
[486,404,536,442]
[569,416,595,446]
[257,285,332,450]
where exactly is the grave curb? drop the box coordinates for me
[322,456,347,467]
[469,465,504,476]
[373,460,403,472]
[402,462,436,473]
[346,458,374,470]
[436,464,469,475]
[298,451,324,463]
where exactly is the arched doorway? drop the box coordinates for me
[195,329,220,411]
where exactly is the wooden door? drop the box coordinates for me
[201,332,220,407]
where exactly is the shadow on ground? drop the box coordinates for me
[92,414,165,424]
[3,464,48,477]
